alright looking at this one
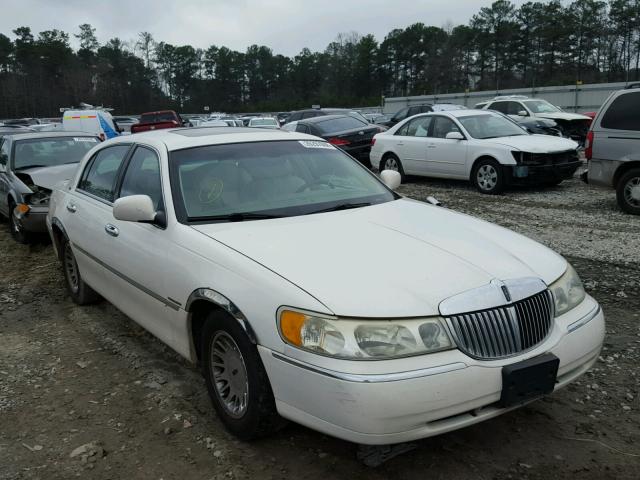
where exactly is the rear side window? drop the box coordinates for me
[488,102,508,114]
[139,114,156,123]
[315,116,368,133]
[119,147,163,210]
[0,140,9,166]
[601,92,640,130]
[396,117,432,137]
[78,145,130,202]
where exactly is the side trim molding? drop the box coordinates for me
[72,243,181,311]
[272,352,467,383]
[185,288,257,344]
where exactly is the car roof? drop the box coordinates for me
[118,126,318,151]
[301,114,355,124]
[5,131,100,141]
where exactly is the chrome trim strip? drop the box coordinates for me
[439,277,547,316]
[185,288,257,343]
[271,352,467,383]
[72,243,181,311]
[567,304,601,333]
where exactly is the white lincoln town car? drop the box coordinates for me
[47,127,604,445]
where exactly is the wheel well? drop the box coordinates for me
[613,161,640,188]
[50,223,66,260]
[188,300,232,365]
[470,155,499,178]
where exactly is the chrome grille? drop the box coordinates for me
[445,290,554,359]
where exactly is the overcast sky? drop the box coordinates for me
[1,0,530,57]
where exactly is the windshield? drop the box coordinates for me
[13,137,98,170]
[458,113,528,139]
[250,119,278,126]
[169,140,394,222]
[523,100,561,114]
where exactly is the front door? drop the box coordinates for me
[425,116,468,178]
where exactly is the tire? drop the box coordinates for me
[61,238,101,305]
[472,158,504,194]
[201,311,284,440]
[8,201,32,244]
[381,153,406,182]
[616,168,640,215]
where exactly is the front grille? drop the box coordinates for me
[521,150,579,167]
[445,290,554,359]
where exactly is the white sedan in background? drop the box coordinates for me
[370,110,580,193]
[47,127,603,445]
[248,117,280,129]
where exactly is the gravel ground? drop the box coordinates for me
[0,176,639,479]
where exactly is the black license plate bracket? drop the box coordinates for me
[500,353,559,408]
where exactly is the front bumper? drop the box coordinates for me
[506,161,581,185]
[260,296,604,445]
[14,205,48,233]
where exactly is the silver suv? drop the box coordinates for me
[586,85,640,215]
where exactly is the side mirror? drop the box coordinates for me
[113,195,157,223]
[445,132,464,140]
[517,110,529,117]
[380,170,401,190]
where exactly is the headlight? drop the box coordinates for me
[549,264,586,316]
[278,309,453,359]
[27,186,51,206]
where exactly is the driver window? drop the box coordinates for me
[430,117,461,139]
[118,146,163,210]
[507,102,526,115]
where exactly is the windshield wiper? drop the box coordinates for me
[306,202,371,215]
[191,212,284,222]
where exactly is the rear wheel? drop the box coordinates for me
[61,238,100,304]
[202,311,284,440]
[472,158,504,194]
[8,201,32,244]
[617,168,640,215]
[381,153,406,182]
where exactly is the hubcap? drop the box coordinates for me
[385,158,399,172]
[64,246,80,294]
[477,165,498,190]
[210,332,249,418]
[624,176,640,206]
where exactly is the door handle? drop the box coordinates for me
[66,203,77,213]
[427,144,437,148]
[104,224,119,237]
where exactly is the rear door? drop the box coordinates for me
[64,144,132,293]
[424,116,468,177]
[391,116,432,174]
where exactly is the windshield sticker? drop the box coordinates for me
[74,137,98,142]
[298,140,334,149]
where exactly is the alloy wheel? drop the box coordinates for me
[64,245,80,294]
[385,157,399,172]
[477,164,498,191]
[210,331,249,418]
[623,175,640,207]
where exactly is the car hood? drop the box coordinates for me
[16,163,79,190]
[534,112,591,121]
[484,135,578,152]
[192,199,566,318]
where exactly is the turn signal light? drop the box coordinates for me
[279,310,307,346]
[16,203,30,214]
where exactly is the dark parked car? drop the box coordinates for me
[285,108,371,125]
[0,132,100,243]
[292,115,379,165]
[377,104,434,128]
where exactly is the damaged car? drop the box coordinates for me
[0,132,100,243]
[47,127,604,446]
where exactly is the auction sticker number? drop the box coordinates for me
[299,140,335,149]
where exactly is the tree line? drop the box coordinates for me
[1,0,640,118]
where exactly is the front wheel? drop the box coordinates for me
[8,202,32,244]
[472,159,504,194]
[202,312,284,440]
[381,153,406,182]
[617,168,640,215]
